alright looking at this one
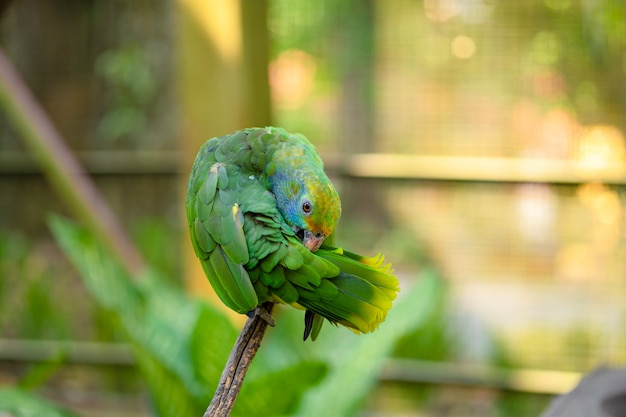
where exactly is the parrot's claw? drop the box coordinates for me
[247,307,275,326]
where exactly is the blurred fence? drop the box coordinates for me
[268,0,626,378]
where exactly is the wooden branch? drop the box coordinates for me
[204,302,275,417]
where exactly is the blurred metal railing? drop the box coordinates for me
[3,150,626,185]
[0,338,133,366]
[0,339,580,395]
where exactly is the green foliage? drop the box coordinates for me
[1,216,441,416]
[0,388,82,417]
[94,43,156,144]
[256,268,445,417]
[45,216,329,417]
[49,215,212,416]
[0,231,71,339]
[131,217,181,283]
[394,277,450,362]
[294,270,443,417]
[234,361,327,417]
[496,392,553,417]
[17,351,67,391]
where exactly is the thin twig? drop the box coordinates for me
[204,302,275,417]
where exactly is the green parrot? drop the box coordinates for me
[185,126,399,340]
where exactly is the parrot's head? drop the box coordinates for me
[272,172,341,252]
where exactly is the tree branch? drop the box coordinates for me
[204,302,275,417]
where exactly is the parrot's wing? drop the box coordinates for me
[243,205,400,340]
[237,180,400,339]
[296,247,399,339]
[241,194,342,309]
[187,149,258,314]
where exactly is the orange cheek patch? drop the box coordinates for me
[306,215,331,237]
[304,216,316,231]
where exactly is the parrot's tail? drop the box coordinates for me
[298,247,400,340]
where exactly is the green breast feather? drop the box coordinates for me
[185,127,400,340]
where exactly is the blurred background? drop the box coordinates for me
[1,0,626,416]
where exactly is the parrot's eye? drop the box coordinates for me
[302,201,312,214]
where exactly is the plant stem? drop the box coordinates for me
[204,302,275,417]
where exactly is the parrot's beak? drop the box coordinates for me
[302,230,324,252]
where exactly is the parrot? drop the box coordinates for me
[185,126,399,341]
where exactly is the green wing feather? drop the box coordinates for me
[186,127,400,338]
[186,139,257,314]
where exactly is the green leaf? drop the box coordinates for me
[48,215,360,417]
[189,303,238,388]
[48,216,212,416]
[130,274,210,399]
[294,269,444,417]
[48,215,144,314]
[130,346,201,417]
[0,388,83,417]
[17,351,67,390]
[232,361,327,417]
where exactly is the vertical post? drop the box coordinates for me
[335,0,385,223]
[337,0,375,154]
[175,0,271,301]
[241,0,272,127]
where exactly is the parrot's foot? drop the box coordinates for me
[247,306,275,326]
